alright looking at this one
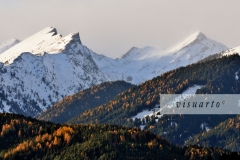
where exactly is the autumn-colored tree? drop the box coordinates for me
[18,130,21,137]
[64,133,72,144]
[53,136,61,146]
[35,135,41,142]
[41,133,49,142]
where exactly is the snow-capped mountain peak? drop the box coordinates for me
[0,27,106,116]
[119,47,138,59]
[0,27,85,65]
[0,27,63,64]
[168,31,209,53]
[191,31,206,40]
[119,46,162,60]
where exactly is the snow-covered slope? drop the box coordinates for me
[0,27,72,64]
[0,27,228,116]
[0,39,20,54]
[0,27,106,116]
[92,31,228,84]
[221,46,240,56]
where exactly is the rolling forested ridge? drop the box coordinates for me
[37,81,134,123]
[0,113,239,160]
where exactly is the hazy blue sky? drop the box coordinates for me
[0,0,240,58]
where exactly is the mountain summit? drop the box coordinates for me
[119,46,161,60]
[188,31,207,41]
[194,31,207,40]
[0,27,106,116]
[167,31,222,53]
[0,27,84,64]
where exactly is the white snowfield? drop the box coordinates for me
[0,27,232,116]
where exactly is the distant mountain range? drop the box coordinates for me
[0,27,228,116]
[91,31,228,84]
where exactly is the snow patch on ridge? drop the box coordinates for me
[222,46,240,57]
[132,85,204,124]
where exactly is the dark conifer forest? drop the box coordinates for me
[0,113,239,160]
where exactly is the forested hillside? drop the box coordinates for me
[37,81,134,123]
[185,115,240,152]
[0,113,239,160]
[68,54,240,124]
[66,54,240,149]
